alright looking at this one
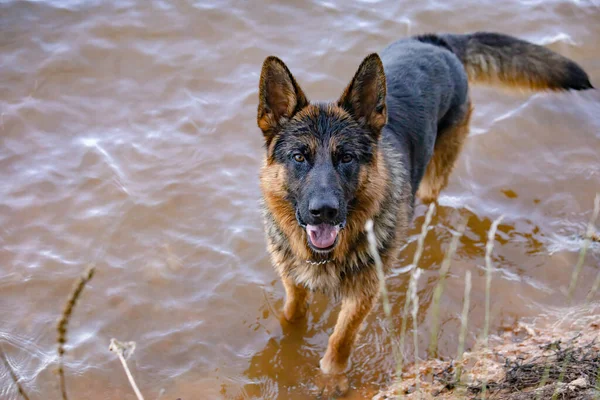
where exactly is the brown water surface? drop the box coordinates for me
[1,1,599,399]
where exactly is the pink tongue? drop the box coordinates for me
[306,224,339,249]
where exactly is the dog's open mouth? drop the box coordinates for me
[296,209,345,253]
[305,223,342,252]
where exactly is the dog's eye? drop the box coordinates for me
[341,153,353,163]
[293,153,305,163]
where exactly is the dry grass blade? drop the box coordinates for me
[1,348,31,400]
[399,203,436,371]
[550,351,573,400]
[365,220,403,383]
[410,268,422,396]
[568,193,600,302]
[481,215,504,399]
[454,270,472,386]
[428,217,468,358]
[587,268,600,304]
[483,215,504,345]
[412,204,436,270]
[534,342,558,400]
[109,339,145,400]
[57,265,95,400]
[366,220,393,321]
[595,363,600,400]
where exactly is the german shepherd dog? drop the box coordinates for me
[257,32,592,377]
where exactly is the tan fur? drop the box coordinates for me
[260,161,313,262]
[417,101,473,203]
[282,276,309,321]
[463,57,570,91]
[319,292,377,374]
[446,33,593,92]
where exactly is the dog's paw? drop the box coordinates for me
[312,371,349,399]
[283,299,308,322]
[319,350,348,375]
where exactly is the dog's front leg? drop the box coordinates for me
[282,276,309,322]
[319,291,376,374]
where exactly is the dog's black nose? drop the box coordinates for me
[309,196,339,221]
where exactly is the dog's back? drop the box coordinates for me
[380,38,469,194]
[380,32,593,202]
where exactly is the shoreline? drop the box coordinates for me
[374,303,599,399]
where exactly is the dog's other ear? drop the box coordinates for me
[338,53,387,135]
[257,56,309,144]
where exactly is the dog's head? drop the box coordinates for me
[257,54,387,255]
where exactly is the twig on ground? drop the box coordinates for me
[109,338,145,400]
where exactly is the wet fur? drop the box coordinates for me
[257,32,592,376]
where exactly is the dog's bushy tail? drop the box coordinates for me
[417,32,593,91]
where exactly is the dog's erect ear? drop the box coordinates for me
[257,56,309,143]
[338,53,387,135]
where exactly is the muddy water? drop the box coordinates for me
[1,1,599,399]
